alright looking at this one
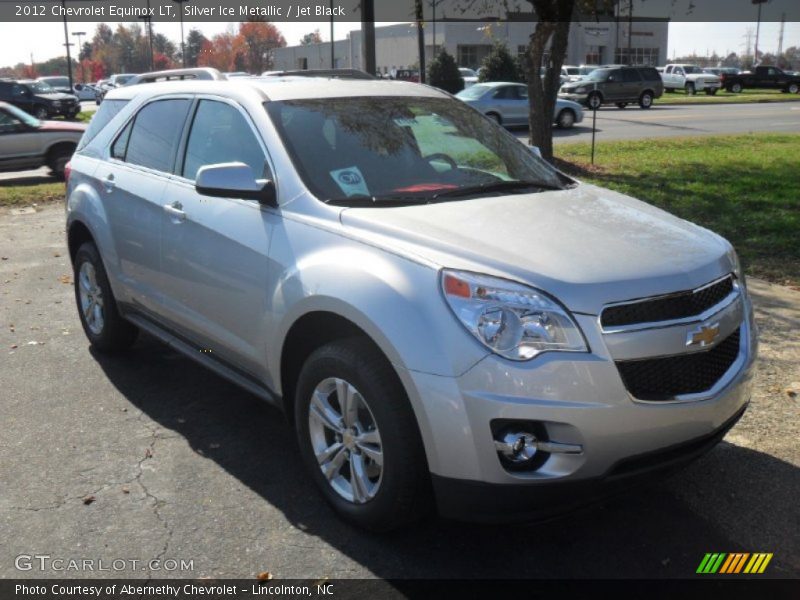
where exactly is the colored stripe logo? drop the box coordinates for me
[697,553,773,574]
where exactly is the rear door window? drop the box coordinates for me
[77,98,129,151]
[622,69,642,82]
[124,99,191,173]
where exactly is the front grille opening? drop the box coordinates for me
[602,276,734,328]
[615,328,741,401]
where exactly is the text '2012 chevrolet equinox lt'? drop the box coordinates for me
[65,75,757,531]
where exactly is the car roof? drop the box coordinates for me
[104,76,448,104]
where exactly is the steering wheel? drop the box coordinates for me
[423,153,458,171]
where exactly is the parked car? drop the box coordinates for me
[458,67,478,88]
[562,65,597,82]
[0,79,81,119]
[661,64,721,95]
[456,82,584,128]
[36,76,72,94]
[721,66,800,94]
[394,69,420,83]
[95,73,136,104]
[0,101,85,178]
[558,66,663,109]
[66,77,755,531]
[73,83,98,101]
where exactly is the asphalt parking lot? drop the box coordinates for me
[1,204,799,579]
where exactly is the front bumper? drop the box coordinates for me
[398,290,757,521]
[559,92,589,105]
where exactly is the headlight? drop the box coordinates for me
[441,270,588,361]
[574,86,588,94]
[728,247,747,290]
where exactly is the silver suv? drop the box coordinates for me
[66,77,756,530]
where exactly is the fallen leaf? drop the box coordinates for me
[787,389,797,398]
[58,275,72,285]
[121,486,130,494]
[256,572,273,581]
[82,495,96,505]
[144,447,153,459]
[10,344,18,349]
[53,252,61,258]
[1,257,7,261]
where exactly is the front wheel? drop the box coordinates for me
[639,91,654,109]
[556,108,575,128]
[685,82,696,95]
[48,146,73,179]
[295,338,430,531]
[730,82,743,93]
[33,105,48,120]
[705,88,718,96]
[73,242,138,352]
[788,83,799,94]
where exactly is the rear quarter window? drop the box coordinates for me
[639,68,660,82]
[76,99,129,151]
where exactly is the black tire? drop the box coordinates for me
[33,105,48,120]
[486,112,502,125]
[556,108,576,128]
[73,242,138,352]
[587,91,602,110]
[294,338,430,531]
[730,82,743,93]
[664,87,674,93]
[48,146,74,180]
[685,82,696,95]
[705,88,718,96]
[789,83,799,94]
[639,91,654,109]
[615,102,627,109]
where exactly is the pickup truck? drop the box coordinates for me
[721,66,800,94]
[661,64,721,95]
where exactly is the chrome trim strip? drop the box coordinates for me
[600,275,738,334]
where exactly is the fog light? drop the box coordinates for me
[494,430,539,464]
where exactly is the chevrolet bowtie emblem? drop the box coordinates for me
[687,323,721,347]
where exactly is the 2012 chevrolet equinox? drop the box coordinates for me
[65,76,757,530]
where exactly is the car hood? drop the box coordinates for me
[38,93,78,101]
[339,183,733,314]
[38,120,87,132]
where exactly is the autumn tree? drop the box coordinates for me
[300,30,323,45]
[236,21,286,74]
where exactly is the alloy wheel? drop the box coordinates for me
[78,261,105,335]
[307,377,383,504]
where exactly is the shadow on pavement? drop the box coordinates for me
[0,171,58,186]
[91,335,799,578]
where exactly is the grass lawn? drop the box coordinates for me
[555,133,800,286]
[656,88,800,105]
[0,182,64,207]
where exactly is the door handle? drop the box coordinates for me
[102,174,115,192]
[163,201,186,222]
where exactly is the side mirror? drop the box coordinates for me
[528,145,543,158]
[195,162,277,207]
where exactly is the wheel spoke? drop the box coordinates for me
[93,303,103,329]
[79,270,91,292]
[349,453,370,504]
[310,391,343,433]
[320,446,347,481]
[315,441,344,465]
[337,378,358,428]
[356,441,383,467]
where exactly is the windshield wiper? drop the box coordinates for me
[431,180,563,200]
[324,195,432,207]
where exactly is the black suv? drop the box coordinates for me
[558,66,664,110]
[0,79,80,120]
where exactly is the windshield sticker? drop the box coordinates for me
[330,166,370,197]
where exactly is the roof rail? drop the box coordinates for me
[125,68,226,86]
[260,69,376,80]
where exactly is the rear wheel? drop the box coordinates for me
[295,338,430,531]
[556,108,575,128]
[587,92,602,110]
[730,82,743,93]
[615,102,627,109]
[638,91,654,109]
[685,82,696,95]
[73,242,138,352]
[789,83,799,94]
[48,146,74,180]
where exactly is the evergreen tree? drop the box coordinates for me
[427,48,464,94]
[479,42,523,83]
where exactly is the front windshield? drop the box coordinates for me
[682,66,702,74]
[266,96,566,205]
[578,66,596,75]
[1,103,40,127]
[27,81,54,94]
[585,69,610,82]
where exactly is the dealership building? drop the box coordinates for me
[271,18,669,75]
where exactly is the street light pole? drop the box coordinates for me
[61,0,74,90]
[72,31,85,82]
[170,0,189,68]
[139,0,155,70]
[330,0,335,68]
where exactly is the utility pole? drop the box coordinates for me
[777,12,786,63]
[170,0,189,68]
[330,0,335,68]
[72,31,86,82]
[627,0,633,66]
[753,0,768,67]
[742,27,755,69]
[361,0,376,75]
[61,0,74,90]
